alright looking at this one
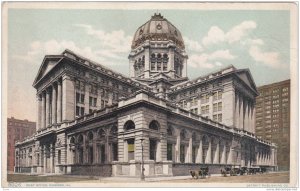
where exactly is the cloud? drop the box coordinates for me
[249,45,282,68]
[202,20,257,46]
[74,24,132,53]
[183,37,203,52]
[13,40,110,65]
[202,26,225,46]
[226,21,257,43]
[189,49,235,68]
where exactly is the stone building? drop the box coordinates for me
[7,117,36,172]
[255,80,290,171]
[15,13,277,176]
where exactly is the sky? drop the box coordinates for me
[6,8,291,122]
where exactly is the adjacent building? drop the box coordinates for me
[7,117,36,172]
[255,80,290,171]
[15,13,277,177]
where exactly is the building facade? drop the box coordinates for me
[255,80,290,171]
[7,117,36,172]
[15,14,277,176]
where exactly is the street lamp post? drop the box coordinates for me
[140,138,145,181]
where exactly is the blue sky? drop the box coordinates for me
[7,8,291,121]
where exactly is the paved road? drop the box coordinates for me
[158,172,289,183]
[7,172,289,184]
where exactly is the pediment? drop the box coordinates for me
[235,70,258,94]
[33,56,63,86]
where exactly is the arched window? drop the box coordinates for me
[78,134,83,144]
[98,129,105,138]
[70,137,75,144]
[149,120,160,131]
[167,126,173,136]
[180,130,186,140]
[110,126,118,136]
[124,120,135,131]
[87,131,93,141]
[192,132,197,141]
[157,53,162,59]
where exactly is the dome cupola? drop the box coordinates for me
[131,13,185,50]
[129,13,188,82]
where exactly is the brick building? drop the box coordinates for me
[255,80,290,171]
[7,117,36,172]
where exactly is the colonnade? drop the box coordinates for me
[37,77,63,130]
[235,92,256,133]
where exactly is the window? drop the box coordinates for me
[76,106,85,116]
[192,146,197,163]
[149,120,159,131]
[167,143,173,161]
[218,102,222,111]
[89,97,97,107]
[124,120,135,131]
[58,150,61,164]
[201,94,210,104]
[180,144,185,163]
[167,126,173,136]
[149,139,157,161]
[76,93,85,104]
[213,103,217,112]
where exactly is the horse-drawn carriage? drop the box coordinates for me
[190,166,210,179]
[221,166,268,177]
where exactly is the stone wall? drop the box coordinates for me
[70,164,112,177]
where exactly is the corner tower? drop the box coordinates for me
[129,13,188,83]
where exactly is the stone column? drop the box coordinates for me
[46,89,50,127]
[41,93,46,129]
[182,57,187,78]
[196,138,203,163]
[57,80,62,123]
[37,95,42,130]
[84,83,90,114]
[252,106,256,134]
[205,138,212,164]
[227,148,233,165]
[156,141,162,162]
[108,92,113,106]
[186,137,192,163]
[220,144,226,164]
[168,47,175,78]
[144,45,150,78]
[52,84,57,124]
[213,141,220,164]
[239,95,244,130]
[96,88,102,109]
[175,134,180,163]
[124,140,128,162]
[43,145,46,173]
[244,100,249,132]
[235,93,240,129]
[50,144,54,173]
[62,75,75,121]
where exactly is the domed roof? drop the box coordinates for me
[131,13,185,49]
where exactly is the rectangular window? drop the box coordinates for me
[58,150,61,164]
[180,145,185,163]
[149,139,157,161]
[213,103,217,112]
[167,143,173,161]
[213,114,218,121]
[81,94,85,104]
[192,146,197,163]
[218,114,222,122]
[218,102,222,111]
